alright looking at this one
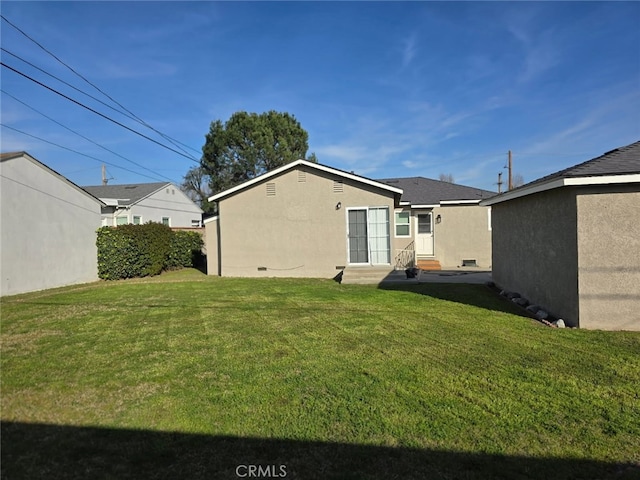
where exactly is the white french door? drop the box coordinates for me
[347,207,390,265]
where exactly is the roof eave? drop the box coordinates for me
[208,159,403,202]
[480,173,640,206]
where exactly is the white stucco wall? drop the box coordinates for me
[0,154,103,296]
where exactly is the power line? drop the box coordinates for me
[1,89,176,183]
[1,61,199,163]
[0,14,201,159]
[0,124,174,183]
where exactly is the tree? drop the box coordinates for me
[512,173,525,188]
[200,111,314,197]
[439,173,455,183]
[180,165,212,213]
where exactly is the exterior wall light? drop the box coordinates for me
[436,214,442,224]
[336,202,342,210]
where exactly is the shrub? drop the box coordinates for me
[167,230,204,269]
[97,224,203,280]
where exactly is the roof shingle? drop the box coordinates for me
[377,177,496,205]
[82,182,170,206]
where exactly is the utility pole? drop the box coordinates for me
[497,172,503,194]
[508,150,513,191]
[102,164,108,185]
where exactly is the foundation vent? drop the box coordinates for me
[462,259,478,267]
[333,180,344,193]
[266,182,276,196]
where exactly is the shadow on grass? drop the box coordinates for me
[378,282,536,320]
[2,421,638,480]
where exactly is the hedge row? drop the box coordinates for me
[97,224,204,280]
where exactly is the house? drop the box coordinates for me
[82,182,203,228]
[204,159,494,283]
[378,176,494,271]
[0,152,104,296]
[481,141,640,331]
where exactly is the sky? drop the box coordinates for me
[1,1,639,192]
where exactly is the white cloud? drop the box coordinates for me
[401,33,417,68]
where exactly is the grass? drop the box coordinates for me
[2,268,639,479]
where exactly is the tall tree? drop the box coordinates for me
[200,111,314,197]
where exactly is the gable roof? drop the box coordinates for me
[82,182,171,206]
[208,159,403,202]
[1,151,105,206]
[481,140,640,206]
[378,176,495,206]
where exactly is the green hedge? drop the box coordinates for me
[96,224,203,280]
[167,230,205,270]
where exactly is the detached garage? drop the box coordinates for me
[482,141,640,331]
[1,152,104,296]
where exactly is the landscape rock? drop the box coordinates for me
[535,310,549,320]
[514,297,529,307]
[506,291,521,300]
[526,305,540,313]
[553,319,566,328]
[499,290,508,297]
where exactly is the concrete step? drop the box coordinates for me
[417,258,441,271]
[341,267,398,284]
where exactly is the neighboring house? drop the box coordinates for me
[204,159,494,282]
[0,152,104,296]
[481,141,640,331]
[82,182,203,228]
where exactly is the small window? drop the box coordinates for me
[417,213,432,234]
[162,217,170,226]
[266,183,276,196]
[133,216,142,225]
[395,211,410,237]
[116,216,128,225]
[191,219,201,227]
[333,180,344,193]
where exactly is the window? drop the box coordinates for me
[116,216,128,225]
[417,213,432,234]
[162,217,170,226]
[395,211,410,237]
[133,216,142,225]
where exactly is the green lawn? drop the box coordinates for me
[2,269,639,479]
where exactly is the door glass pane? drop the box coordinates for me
[348,210,368,263]
[418,213,432,234]
[369,207,390,264]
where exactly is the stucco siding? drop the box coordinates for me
[213,166,396,278]
[0,155,102,296]
[431,205,492,268]
[491,188,579,326]
[576,186,640,331]
[204,217,220,276]
[117,187,202,227]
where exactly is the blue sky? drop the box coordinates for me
[1,1,639,191]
